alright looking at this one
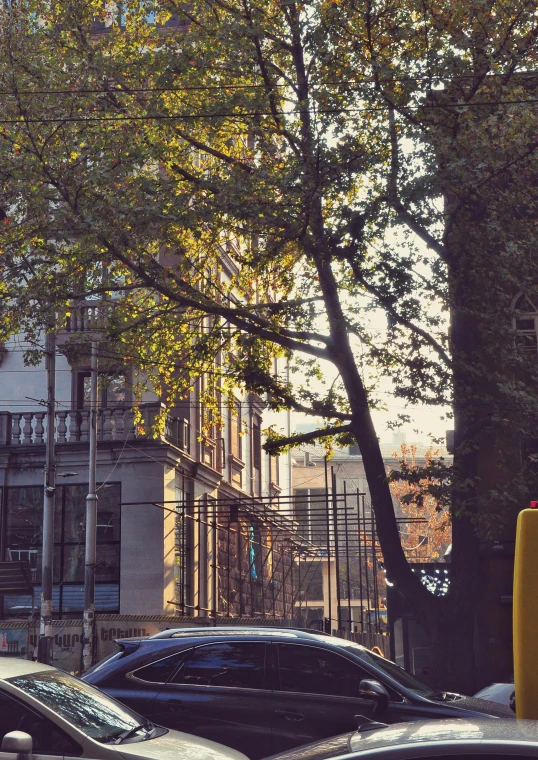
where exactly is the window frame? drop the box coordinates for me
[164,640,269,692]
[128,649,192,685]
[76,369,130,409]
[229,400,242,460]
[275,642,374,699]
[293,487,330,544]
[251,413,262,495]
[513,292,538,355]
[3,483,121,617]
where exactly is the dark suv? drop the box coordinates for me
[83,627,513,759]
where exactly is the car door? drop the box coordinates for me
[120,649,190,720]
[271,642,380,755]
[0,689,84,760]
[154,640,274,759]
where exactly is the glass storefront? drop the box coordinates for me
[3,483,120,617]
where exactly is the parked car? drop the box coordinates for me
[263,717,538,760]
[83,627,514,759]
[474,681,515,708]
[0,657,246,760]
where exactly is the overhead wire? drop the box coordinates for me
[0,70,534,96]
[2,97,538,126]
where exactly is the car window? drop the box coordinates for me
[84,649,124,678]
[8,670,151,744]
[337,641,443,699]
[170,642,266,689]
[0,689,82,756]
[132,651,189,683]
[277,643,369,697]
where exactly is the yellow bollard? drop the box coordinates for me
[513,504,538,719]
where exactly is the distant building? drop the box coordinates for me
[290,438,451,633]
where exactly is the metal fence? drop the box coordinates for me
[170,467,412,636]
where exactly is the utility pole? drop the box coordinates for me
[82,340,98,672]
[38,328,56,664]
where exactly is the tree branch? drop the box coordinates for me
[264,423,353,453]
[94,237,331,361]
[344,259,452,368]
[386,108,448,263]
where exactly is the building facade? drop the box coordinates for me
[0,314,295,620]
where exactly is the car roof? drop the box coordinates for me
[148,627,366,646]
[348,718,538,753]
[0,658,55,680]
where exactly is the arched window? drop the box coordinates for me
[513,291,538,354]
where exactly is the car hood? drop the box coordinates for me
[473,683,514,705]
[438,694,514,718]
[117,728,248,760]
[263,733,351,760]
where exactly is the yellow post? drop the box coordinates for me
[513,504,538,719]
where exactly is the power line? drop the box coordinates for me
[2,98,538,126]
[0,71,534,96]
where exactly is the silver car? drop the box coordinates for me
[264,718,538,759]
[0,658,247,760]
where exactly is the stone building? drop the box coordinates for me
[0,294,294,621]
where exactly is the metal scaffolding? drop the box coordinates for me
[136,467,427,634]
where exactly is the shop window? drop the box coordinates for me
[4,483,121,616]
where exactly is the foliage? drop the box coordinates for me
[1,0,538,688]
[389,444,452,562]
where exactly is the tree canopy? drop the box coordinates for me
[1,0,538,689]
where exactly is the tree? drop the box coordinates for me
[0,0,537,690]
[389,444,451,562]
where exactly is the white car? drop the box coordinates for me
[473,681,515,708]
[0,658,247,760]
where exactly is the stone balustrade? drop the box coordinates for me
[0,403,186,447]
[64,301,108,333]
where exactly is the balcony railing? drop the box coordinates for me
[64,301,108,334]
[0,403,190,451]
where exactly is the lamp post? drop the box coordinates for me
[82,340,98,671]
[37,328,56,665]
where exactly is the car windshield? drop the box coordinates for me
[8,670,153,744]
[336,642,443,699]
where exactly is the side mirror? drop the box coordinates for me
[359,679,390,717]
[1,731,33,760]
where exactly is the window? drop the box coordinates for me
[338,642,441,699]
[171,642,266,690]
[132,651,189,683]
[252,415,262,470]
[0,689,82,755]
[4,483,120,616]
[248,524,263,580]
[8,671,148,745]
[252,414,262,494]
[269,453,279,486]
[277,644,369,697]
[513,291,538,354]
[78,371,128,409]
[293,488,329,544]
[230,400,242,459]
